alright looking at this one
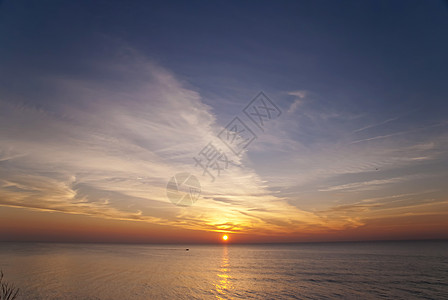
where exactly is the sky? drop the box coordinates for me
[0,0,447,243]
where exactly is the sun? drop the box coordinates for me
[222,235,228,241]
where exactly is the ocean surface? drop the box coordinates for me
[0,241,447,299]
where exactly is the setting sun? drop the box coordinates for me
[222,235,228,241]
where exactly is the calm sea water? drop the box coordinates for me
[0,241,447,299]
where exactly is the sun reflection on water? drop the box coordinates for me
[214,246,233,299]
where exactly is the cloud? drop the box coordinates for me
[351,109,419,134]
[350,121,448,144]
[352,115,401,133]
[318,175,426,192]
[287,90,307,99]
[3,45,446,237]
[286,90,307,114]
[0,48,345,234]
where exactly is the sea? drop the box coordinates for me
[0,240,447,299]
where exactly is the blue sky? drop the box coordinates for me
[0,0,447,242]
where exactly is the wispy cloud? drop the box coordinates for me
[350,121,448,144]
[353,115,401,133]
[318,175,426,192]
[286,90,307,114]
[352,109,418,134]
[0,49,349,234]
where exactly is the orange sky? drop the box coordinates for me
[2,205,447,244]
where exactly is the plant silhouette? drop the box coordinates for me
[0,271,19,300]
